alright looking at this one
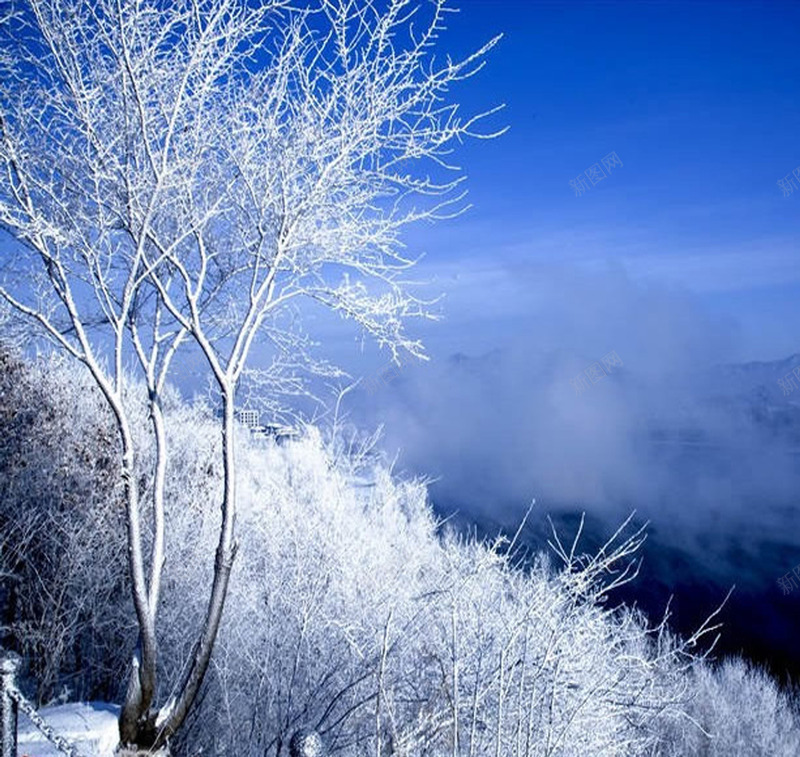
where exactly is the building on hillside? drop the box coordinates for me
[263,422,300,446]
[236,407,299,445]
[238,408,261,429]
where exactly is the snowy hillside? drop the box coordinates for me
[3,353,800,755]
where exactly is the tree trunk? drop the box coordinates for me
[146,388,239,750]
[115,417,157,747]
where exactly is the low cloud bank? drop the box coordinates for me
[354,263,800,554]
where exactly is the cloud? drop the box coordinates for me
[353,262,800,553]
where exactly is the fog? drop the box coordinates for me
[349,261,800,676]
[358,264,794,520]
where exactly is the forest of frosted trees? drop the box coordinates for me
[2,349,799,756]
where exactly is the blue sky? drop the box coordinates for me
[361,0,800,365]
[350,3,800,675]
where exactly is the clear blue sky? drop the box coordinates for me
[378,0,800,364]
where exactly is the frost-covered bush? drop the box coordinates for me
[165,427,703,757]
[0,350,219,706]
[2,350,800,756]
[655,657,800,756]
[0,350,131,704]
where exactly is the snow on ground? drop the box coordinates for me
[17,702,119,757]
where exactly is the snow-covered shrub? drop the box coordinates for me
[656,657,800,756]
[0,349,131,704]
[160,429,705,756]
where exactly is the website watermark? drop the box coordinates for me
[570,152,623,197]
[363,361,402,395]
[777,564,800,596]
[777,165,800,197]
[570,350,624,396]
[777,367,800,397]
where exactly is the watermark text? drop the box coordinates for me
[777,165,800,197]
[570,152,623,197]
[570,350,624,396]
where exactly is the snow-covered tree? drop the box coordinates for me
[0,0,500,749]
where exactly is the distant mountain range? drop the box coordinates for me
[437,349,800,447]
[707,354,800,444]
